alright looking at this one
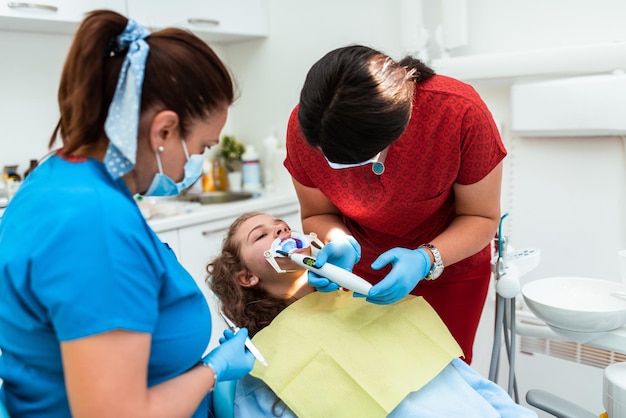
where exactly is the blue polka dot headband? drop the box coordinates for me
[103,19,151,179]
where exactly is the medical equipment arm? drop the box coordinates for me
[367,248,431,305]
[202,328,255,382]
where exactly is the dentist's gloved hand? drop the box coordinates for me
[366,247,431,305]
[308,235,361,292]
[202,328,255,382]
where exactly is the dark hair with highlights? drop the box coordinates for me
[298,45,435,163]
[50,9,235,154]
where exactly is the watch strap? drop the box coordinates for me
[418,243,444,280]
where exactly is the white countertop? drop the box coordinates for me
[146,190,299,233]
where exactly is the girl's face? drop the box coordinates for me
[234,214,312,299]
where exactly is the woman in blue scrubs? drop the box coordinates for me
[0,10,254,418]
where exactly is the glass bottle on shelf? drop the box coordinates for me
[24,159,38,179]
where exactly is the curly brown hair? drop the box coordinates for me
[206,212,293,337]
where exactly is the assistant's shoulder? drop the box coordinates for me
[418,74,484,101]
[286,104,300,137]
[286,104,309,151]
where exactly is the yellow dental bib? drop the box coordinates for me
[250,291,463,418]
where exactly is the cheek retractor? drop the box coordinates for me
[263,232,325,273]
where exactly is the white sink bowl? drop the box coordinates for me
[522,277,626,343]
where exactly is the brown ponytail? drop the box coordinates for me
[50,10,127,154]
[50,9,235,155]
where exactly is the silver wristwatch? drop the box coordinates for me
[419,244,444,280]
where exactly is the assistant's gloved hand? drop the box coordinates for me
[366,247,431,305]
[308,235,361,292]
[202,328,255,382]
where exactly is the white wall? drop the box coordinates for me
[450,0,626,291]
[221,0,407,151]
[451,0,626,56]
[448,1,626,416]
[0,30,71,173]
[0,1,409,175]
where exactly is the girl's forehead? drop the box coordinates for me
[241,214,279,230]
[237,214,287,240]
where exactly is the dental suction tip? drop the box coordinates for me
[276,250,289,256]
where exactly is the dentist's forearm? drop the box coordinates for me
[429,214,500,268]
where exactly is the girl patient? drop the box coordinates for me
[207,212,537,418]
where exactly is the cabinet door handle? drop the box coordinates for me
[201,228,227,237]
[187,18,219,27]
[7,2,58,12]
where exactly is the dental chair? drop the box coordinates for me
[211,382,599,418]
[526,390,598,418]
[212,384,597,418]
[213,380,236,418]
[0,383,9,418]
[0,386,602,418]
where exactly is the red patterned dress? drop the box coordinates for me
[285,74,507,363]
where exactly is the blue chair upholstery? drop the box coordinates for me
[0,400,7,418]
[0,383,9,418]
[213,380,237,418]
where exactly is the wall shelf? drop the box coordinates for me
[431,41,626,84]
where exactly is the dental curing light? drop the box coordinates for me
[276,250,373,295]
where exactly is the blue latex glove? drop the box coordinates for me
[202,328,255,382]
[308,235,361,292]
[366,248,431,305]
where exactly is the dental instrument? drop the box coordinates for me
[276,250,373,295]
[219,311,268,367]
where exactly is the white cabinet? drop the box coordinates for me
[0,0,267,42]
[178,217,233,300]
[127,0,268,43]
[0,1,126,33]
[177,217,234,351]
[155,229,180,258]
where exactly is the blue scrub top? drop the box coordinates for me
[0,155,212,417]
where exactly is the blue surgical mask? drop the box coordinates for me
[144,140,204,197]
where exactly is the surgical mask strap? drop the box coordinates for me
[154,137,191,174]
[181,139,191,160]
[155,149,165,174]
[103,19,151,179]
